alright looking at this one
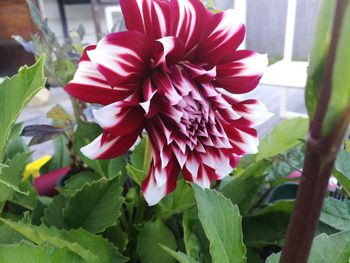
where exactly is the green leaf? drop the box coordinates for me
[126,164,147,186]
[130,137,146,170]
[0,153,31,202]
[42,194,67,229]
[183,209,211,262]
[0,242,83,263]
[4,123,30,161]
[256,118,309,161]
[63,176,124,233]
[61,171,100,197]
[0,56,45,161]
[323,2,350,134]
[193,186,246,263]
[161,245,199,263]
[159,180,195,219]
[137,220,177,263]
[47,104,74,122]
[334,150,350,195]
[320,197,350,231]
[219,161,271,215]
[266,231,350,263]
[242,200,293,248]
[0,218,127,263]
[305,0,336,117]
[74,120,126,177]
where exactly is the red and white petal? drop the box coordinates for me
[170,0,207,58]
[142,159,180,206]
[215,51,268,94]
[87,31,153,87]
[233,99,273,127]
[81,131,140,160]
[120,0,170,40]
[93,102,145,137]
[153,71,182,105]
[181,62,216,83]
[153,36,185,69]
[196,9,245,65]
[65,46,130,104]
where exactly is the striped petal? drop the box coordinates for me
[153,36,185,69]
[93,101,145,137]
[215,51,268,94]
[170,0,207,58]
[142,158,180,206]
[64,46,131,104]
[120,0,170,40]
[81,131,140,160]
[87,31,153,87]
[197,9,245,65]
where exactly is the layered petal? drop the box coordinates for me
[120,0,170,40]
[170,0,207,58]
[87,31,153,87]
[196,9,245,65]
[81,131,140,159]
[64,46,131,104]
[142,158,180,206]
[215,51,268,94]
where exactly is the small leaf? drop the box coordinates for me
[193,186,246,263]
[63,176,124,233]
[0,56,45,161]
[21,125,67,146]
[126,164,147,186]
[160,245,199,263]
[137,220,177,263]
[0,153,31,202]
[219,161,270,215]
[320,197,350,231]
[47,105,74,122]
[334,150,350,195]
[61,171,100,197]
[159,180,195,219]
[256,117,309,161]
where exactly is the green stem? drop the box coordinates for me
[143,135,152,172]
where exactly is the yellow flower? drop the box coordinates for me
[23,155,51,180]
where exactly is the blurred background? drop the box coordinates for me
[0,0,319,156]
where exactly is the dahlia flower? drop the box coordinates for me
[65,0,271,205]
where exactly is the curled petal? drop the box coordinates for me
[87,31,153,87]
[170,0,207,58]
[142,159,180,206]
[181,62,217,83]
[93,101,145,137]
[197,9,245,65]
[81,131,140,160]
[64,46,130,104]
[215,51,268,94]
[153,36,185,69]
[121,0,170,40]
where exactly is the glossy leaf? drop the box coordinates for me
[256,117,308,161]
[320,197,350,231]
[137,220,177,263]
[0,56,45,161]
[63,176,124,233]
[194,186,246,263]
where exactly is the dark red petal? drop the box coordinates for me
[87,31,153,87]
[120,0,170,40]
